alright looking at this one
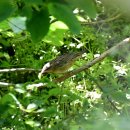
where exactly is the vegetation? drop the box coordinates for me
[1,0,130,129]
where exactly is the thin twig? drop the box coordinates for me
[0,68,41,73]
[82,13,121,25]
[54,38,130,82]
[0,82,15,87]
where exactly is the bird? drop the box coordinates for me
[38,51,85,79]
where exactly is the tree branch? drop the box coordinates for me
[54,38,130,82]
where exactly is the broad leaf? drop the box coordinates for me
[48,3,81,34]
[0,0,16,22]
[9,17,26,33]
[44,21,68,46]
[70,0,97,18]
[26,8,50,42]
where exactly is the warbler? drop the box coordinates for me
[38,51,85,79]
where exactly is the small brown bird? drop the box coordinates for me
[38,51,84,79]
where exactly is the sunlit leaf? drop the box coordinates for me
[44,21,68,46]
[15,88,26,94]
[48,3,81,34]
[25,120,40,127]
[0,20,10,30]
[9,17,26,33]
[27,103,38,112]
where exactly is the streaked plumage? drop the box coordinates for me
[38,51,84,79]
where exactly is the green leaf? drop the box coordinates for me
[111,91,128,103]
[27,103,38,112]
[70,0,97,18]
[9,17,26,33]
[44,21,68,46]
[0,0,16,22]
[44,106,57,117]
[1,61,10,67]
[48,88,61,96]
[15,86,26,93]
[0,93,14,105]
[20,5,32,18]
[26,8,50,42]
[25,120,40,127]
[0,93,16,115]
[48,3,81,34]
[0,20,10,30]
[23,0,43,4]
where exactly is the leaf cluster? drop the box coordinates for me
[0,0,96,42]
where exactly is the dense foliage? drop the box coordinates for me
[1,0,130,130]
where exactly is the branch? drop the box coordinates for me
[0,68,41,87]
[54,38,130,82]
[0,68,41,73]
[0,82,15,87]
[81,13,121,25]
